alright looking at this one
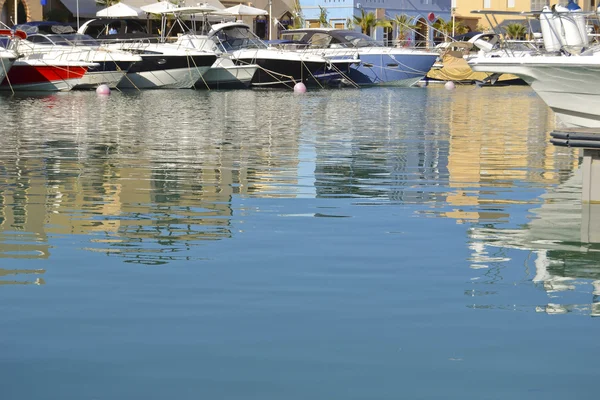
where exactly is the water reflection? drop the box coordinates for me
[0,267,45,285]
[0,90,304,266]
[467,168,600,316]
[0,87,586,297]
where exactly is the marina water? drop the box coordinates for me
[0,86,598,399]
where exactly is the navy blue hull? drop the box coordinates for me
[347,53,438,86]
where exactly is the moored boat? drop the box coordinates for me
[2,58,97,92]
[1,27,96,92]
[12,21,141,89]
[184,22,354,88]
[467,7,600,128]
[78,18,217,89]
[278,28,439,87]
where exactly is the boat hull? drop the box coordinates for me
[118,54,215,89]
[469,57,600,128]
[347,52,439,87]
[75,61,136,89]
[235,57,348,88]
[1,61,88,91]
[0,55,15,83]
[198,63,257,89]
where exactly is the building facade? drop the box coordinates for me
[1,0,42,26]
[453,0,592,31]
[298,0,452,44]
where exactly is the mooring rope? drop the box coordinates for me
[1,57,14,94]
[189,53,210,90]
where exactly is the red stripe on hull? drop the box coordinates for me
[4,65,88,86]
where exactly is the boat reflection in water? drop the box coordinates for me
[0,85,591,308]
[402,86,599,316]
[468,169,600,317]
[0,90,303,269]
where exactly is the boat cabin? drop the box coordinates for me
[78,19,160,42]
[176,22,267,53]
[279,29,379,49]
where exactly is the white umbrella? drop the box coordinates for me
[140,1,179,14]
[175,4,224,15]
[222,4,268,17]
[96,3,145,18]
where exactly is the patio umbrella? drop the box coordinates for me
[221,4,268,17]
[176,4,224,15]
[140,1,179,14]
[96,3,145,18]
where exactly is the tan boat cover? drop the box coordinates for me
[427,51,519,82]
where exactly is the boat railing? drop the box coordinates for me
[470,9,600,57]
[12,40,97,63]
[95,37,156,52]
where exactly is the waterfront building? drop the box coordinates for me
[453,0,593,31]
[0,0,42,25]
[298,0,451,45]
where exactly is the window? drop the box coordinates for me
[530,0,549,10]
[484,0,491,8]
[508,0,515,7]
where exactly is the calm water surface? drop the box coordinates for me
[0,86,598,399]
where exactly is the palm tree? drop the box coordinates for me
[345,17,354,30]
[433,18,467,41]
[394,14,416,45]
[353,9,391,36]
[318,6,329,28]
[504,23,526,40]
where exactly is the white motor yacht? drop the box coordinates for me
[1,27,97,92]
[148,4,258,89]
[13,21,141,89]
[78,19,217,89]
[183,22,354,88]
[467,8,600,128]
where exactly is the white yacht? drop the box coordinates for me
[182,22,354,88]
[148,4,258,89]
[13,22,141,89]
[78,19,217,89]
[1,27,97,92]
[467,8,600,128]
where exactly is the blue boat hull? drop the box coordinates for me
[347,53,438,87]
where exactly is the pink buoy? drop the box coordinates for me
[96,84,111,95]
[293,82,307,93]
[444,81,455,91]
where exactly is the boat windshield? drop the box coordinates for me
[336,31,378,48]
[14,23,76,35]
[28,33,99,46]
[280,30,379,48]
[213,26,267,51]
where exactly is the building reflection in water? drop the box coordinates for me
[467,166,600,316]
[0,87,593,304]
[0,91,303,268]
[298,86,594,315]
[417,86,600,317]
